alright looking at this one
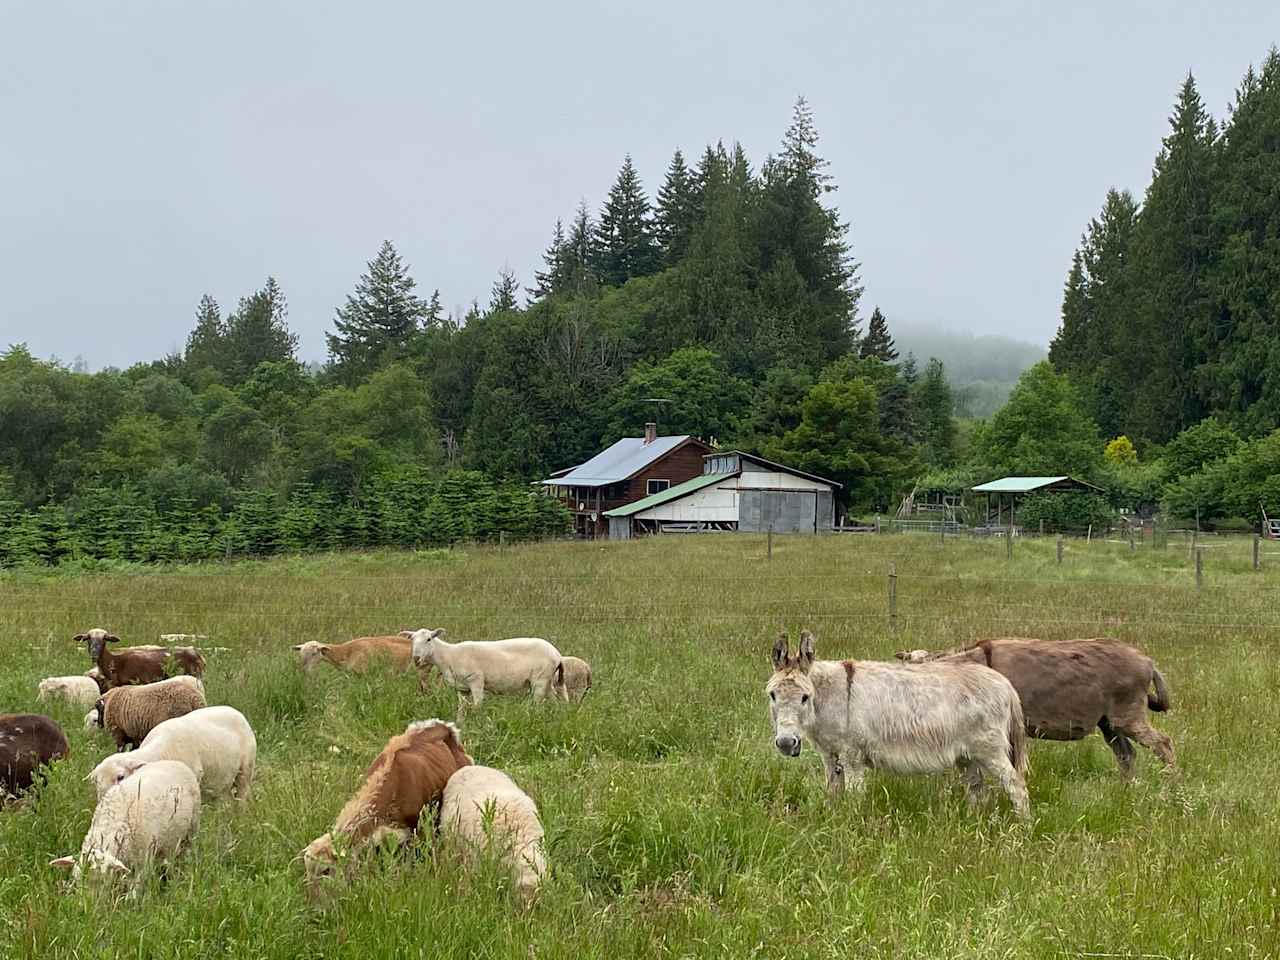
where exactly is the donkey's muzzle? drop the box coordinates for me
[775,736,801,757]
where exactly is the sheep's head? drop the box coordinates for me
[401,628,445,669]
[76,628,120,663]
[302,832,339,893]
[87,754,149,799]
[291,642,328,672]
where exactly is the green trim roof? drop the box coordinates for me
[603,471,736,518]
[971,476,1102,493]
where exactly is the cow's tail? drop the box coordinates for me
[1006,693,1029,777]
[1148,666,1171,713]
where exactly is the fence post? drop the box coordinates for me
[1039,519,1044,537]
[499,530,506,549]
[1195,547,1203,590]
[888,561,898,633]
[1129,529,1135,553]
[875,515,881,535]
[1006,528,1013,561]
[1254,534,1261,571]
[1056,535,1063,565]
[767,525,773,561]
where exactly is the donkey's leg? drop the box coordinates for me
[822,751,846,794]
[958,760,986,808]
[1097,717,1136,778]
[1125,719,1176,770]
[980,755,1030,820]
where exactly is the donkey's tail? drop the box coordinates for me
[1148,666,1171,712]
[1006,693,1029,777]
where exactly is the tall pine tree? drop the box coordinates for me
[184,295,227,378]
[528,220,566,301]
[223,278,299,384]
[595,155,658,285]
[654,149,698,267]
[326,241,428,385]
[489,267,520,314]
[859,307,898,361]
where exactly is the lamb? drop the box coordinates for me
[554,656,593,703]
[403,628,562,705]
[50,760,200,882]
[302,719,472,894]
[97,676,208,751]
[1,714,70,801]
[37,675,102,708]
[89,705,256,802]
[75,629,207,691]
[84,710,101,732]
[440,765,548,905]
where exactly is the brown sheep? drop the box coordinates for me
[896,637,1175,776]
[97,676,208,751]
[292,635,434,689]
[302,719,471,893]
[75,629,205,689]
[1,714,70,801]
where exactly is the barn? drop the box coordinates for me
[603,451,840,539]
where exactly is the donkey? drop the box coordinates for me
[896,637,1175,777]
[768,631,1030,817]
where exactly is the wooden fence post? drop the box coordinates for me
[888,561,898,633]
[1056,535,1063,565]
[1039,519,1045,537]
[767,525,773,561]
[1129,529,1135,552]
[1195,547,1203,590]
[499,530,506,549]
[875,515,881,535]
[1254,534,1261,571]
[1006,529,1013,561]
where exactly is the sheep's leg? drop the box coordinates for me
[531,672,553,702]
[233,757,255,801]
[1098,718,1136,778]
[468,675,485,706]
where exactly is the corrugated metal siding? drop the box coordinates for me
[740,489,818,533]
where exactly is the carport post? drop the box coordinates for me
[1254,534,1261,571]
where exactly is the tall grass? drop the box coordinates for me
[1,534,1277,958]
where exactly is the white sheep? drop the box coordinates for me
[37,676,102,708]
[83,709,101,731]
[88,705,256,802]
[440,765,548,905]
[50,759,200,882]
[402,628,562,705]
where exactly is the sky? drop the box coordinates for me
[1,1,1276,370]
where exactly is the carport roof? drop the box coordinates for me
[602,471,736,518]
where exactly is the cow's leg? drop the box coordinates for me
[1098,717,1136,778]
[822,751,846,794]
[1125,719,1176,770]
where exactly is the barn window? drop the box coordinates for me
[647,479,670,495]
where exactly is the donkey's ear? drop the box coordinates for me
[797,631,816,671]
[771,634,789,671]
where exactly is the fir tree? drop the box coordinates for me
[326,241,428,385]
[184,295,227,376]
[558,201,599,294]
[424,289,444,329]
[223,278,299,384]
[595,155,658,285]
[914,358,957,467]
[489,267,520,314]
[859,307,898,361]
[654,149,698,267]
[528,220,566,301]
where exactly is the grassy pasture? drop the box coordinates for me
[1,533,1277,959]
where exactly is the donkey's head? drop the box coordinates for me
[766,630,817,758]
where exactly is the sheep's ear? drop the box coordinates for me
[430,628,445,640]
[73,634,87,643]
[797,631,816,672]
[771,634,789,671]
[49,856,76,871]
[105,635,120,643]
[291,644,303,651]
[398,630,415,640]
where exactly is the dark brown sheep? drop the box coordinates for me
[75,629,205,689]
[897,637,1175,776]
[1,714,70,801]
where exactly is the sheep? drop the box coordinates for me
[83,710,101,732]
[302,719,472,894]
[440,765,548,906]
[50,759,200,882]
[292,634,435,690]
[37,675,102,708]
[1,714,70,801]
[97,676,208,751]
[86,667,108,695]
[88,705,256,803]
[402,628,562,705]
[554,656,593,703]
[74,628,206,690]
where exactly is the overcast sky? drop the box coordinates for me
[2,1,1275,370]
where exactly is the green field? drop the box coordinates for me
[1,533,1277,959]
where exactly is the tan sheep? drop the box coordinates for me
[554,656,593,702]
[98,676,207,751]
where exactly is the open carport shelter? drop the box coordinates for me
[603,451,840,538]
[971,475,1104,531]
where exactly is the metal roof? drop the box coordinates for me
[602,471,735,518]
[541,436,694,488]
[971,476,1102,493]
[710,450,842,489]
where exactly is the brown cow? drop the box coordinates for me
[897,637,1175,776]
[1,714,70,801]
[302,719,471,893]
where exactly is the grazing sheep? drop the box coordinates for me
[1,714,70,801]
[50,760,200,882]
[86,668,108,695]
[554,656,593,703]
[98,676,208,751]
[83,710,101,732]
[768,631,1030,818]
[440,765,548,905]
[403,628,562,705]
[75,628,206,690]
[302,719,472,893]
[291,635,431,686]
[89,705,256,802]
[896,637,1176,776]
[37,675,102,708]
